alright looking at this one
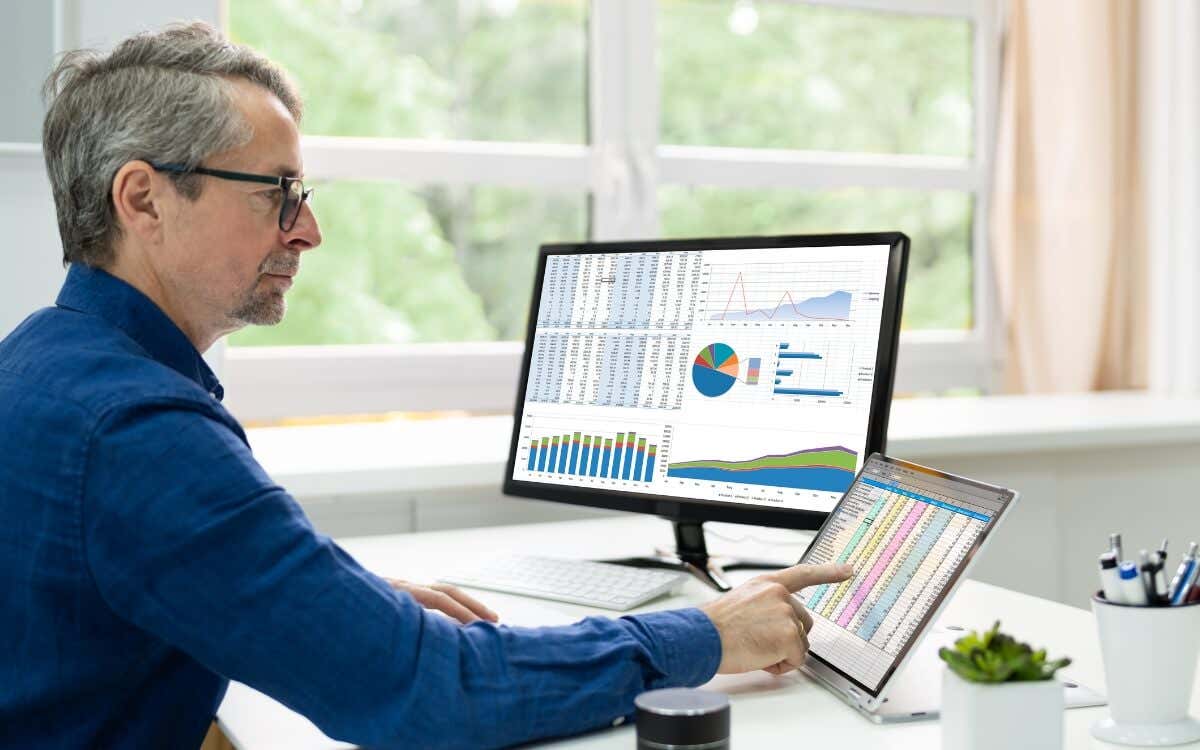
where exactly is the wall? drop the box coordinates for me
[0,148,63,335]
[923,444,1200,610]
[0,4,52,143]
[0,0,221,339]
[1,4,62,336]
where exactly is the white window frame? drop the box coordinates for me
[221,0,1004,422]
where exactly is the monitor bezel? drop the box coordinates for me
[502,232,910,531]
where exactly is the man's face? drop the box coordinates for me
[161,79,321,332]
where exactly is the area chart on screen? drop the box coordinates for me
[666,445,857,493]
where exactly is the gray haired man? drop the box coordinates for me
[0,22,850,749]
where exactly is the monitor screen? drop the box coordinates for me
[506,235,907,527]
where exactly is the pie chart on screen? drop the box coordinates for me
[692,343,739,397]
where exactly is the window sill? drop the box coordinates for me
[247,391,1200,500]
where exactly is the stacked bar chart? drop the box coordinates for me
[746,357,761,385]
[526,428,659,483]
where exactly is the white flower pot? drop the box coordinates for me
[941,668,1063,750]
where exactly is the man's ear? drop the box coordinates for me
[111,160,165,244]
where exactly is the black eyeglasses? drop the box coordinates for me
[148,161,314,232]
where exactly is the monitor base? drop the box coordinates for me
[598,520,788,593]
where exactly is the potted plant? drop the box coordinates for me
[938,621,1071,750]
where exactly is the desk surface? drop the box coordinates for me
[216,516,1195,749]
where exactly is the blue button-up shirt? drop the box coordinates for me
[0,264,721,749]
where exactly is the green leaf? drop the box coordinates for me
[937,622,1070,683]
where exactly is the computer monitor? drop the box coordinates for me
[503,233,909,589]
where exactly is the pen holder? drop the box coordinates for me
[1091,593,1200,746]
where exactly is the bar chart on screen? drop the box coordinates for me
[516,414,671,486]
[771,340,858,401]
[676,332,870,408]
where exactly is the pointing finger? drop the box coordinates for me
[769,562,854,593]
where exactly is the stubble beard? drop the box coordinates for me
[231,252,298,326]
[231,286,287,325]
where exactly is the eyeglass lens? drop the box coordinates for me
[280,179,307,231]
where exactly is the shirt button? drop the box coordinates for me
[611,717,625,727]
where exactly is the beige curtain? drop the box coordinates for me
[991,0,1148,393]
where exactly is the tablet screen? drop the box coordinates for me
[794,454,1014,695]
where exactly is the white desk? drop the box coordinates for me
[216,516,1199,749]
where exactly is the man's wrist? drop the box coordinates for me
[622,608,722,688]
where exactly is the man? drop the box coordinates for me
[0,22,851,749]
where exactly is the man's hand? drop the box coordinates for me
[385,578,499,625]
[699,563,853,675]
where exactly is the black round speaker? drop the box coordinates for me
[635,688,730,749]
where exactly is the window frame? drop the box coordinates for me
[221,0,1004,422]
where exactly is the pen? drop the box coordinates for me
[1169,542,1200,605]
[1153,550,1170,604]
[1139,550,1164,606]
[1155,537,1170,578]
[1119,561,1149,606]
[1110,533,1124,563]
[1099,552,1124,603]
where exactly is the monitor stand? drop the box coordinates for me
[598,520,788,592]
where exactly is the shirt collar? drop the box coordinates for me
[56,264,225,401]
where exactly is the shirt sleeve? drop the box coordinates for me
[81,401,722,749]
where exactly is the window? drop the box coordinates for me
[223,0,1000,422]
[227,183,588,347]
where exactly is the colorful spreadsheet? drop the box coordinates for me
[796,458,1011,691]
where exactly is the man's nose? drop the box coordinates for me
[282,200,321,251]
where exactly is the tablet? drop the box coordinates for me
[794,453,1017,712]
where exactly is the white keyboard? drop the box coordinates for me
[438,555,689,611]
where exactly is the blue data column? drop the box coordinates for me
[579,436,592,478]
[622,432,637,480]
[589,439,602,476]
[568,432,581,475]
[557,434,571,473]
[612,433,625,479]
